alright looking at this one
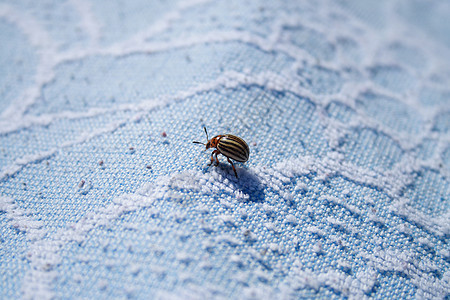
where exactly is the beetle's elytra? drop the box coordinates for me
[193,127,249,178]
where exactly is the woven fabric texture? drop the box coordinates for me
[0,0,449,299]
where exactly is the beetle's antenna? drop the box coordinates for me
[203,126,209,141]
[193,126,209,145]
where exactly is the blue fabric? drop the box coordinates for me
[0,0,449,299]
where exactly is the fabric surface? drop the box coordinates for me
[1,0,449,299]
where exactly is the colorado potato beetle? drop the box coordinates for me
[193,127,249,178]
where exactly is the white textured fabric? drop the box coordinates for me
[0,0,449,299]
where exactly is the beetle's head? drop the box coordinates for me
[205,137,220,149]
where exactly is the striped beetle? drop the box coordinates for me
[193,127,250,178]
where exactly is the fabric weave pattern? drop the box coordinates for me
[0,0,449,299]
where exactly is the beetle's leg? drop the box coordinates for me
[208,150,220,166]
[227,157,238,178]
[214,151,220,166]
[208,151,214,166]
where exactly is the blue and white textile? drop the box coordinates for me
[0,0,449,299]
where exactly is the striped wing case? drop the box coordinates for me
[217,135,250,162]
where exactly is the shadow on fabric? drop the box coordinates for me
[214,164,266,203]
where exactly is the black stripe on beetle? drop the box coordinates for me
[218,136,249,162]
[193,127,249,178]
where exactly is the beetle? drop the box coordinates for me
[193,127,249,178]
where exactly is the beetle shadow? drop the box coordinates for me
[214,164,266,202]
